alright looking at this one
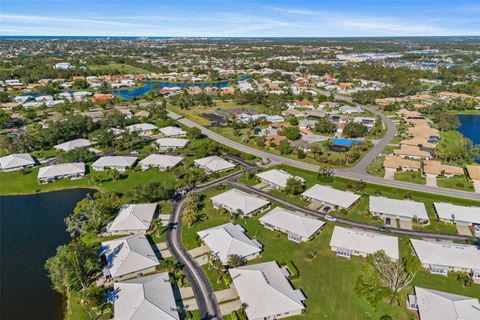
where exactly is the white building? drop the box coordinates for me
[127,123,158,136]
[408,287,480,320]
[106,203,157,235]
[54,62,74,69]
[259,207,325,243]
[369,196,429,224]
[101,234,159,281]
[0,153,36,172]
[194,156,236,174]
[159,126,187,137]
[433,202,480,226]
[329,226,399,261]
[37,163,85,183]
[211,188,270,216]
[197,223,262,264]
[229,261,305,320]
[154,138,189,152]
[301,184,361,209]
[139,154,183,171]
[410,239,480,281]
[54,138,92,152]
[113,272,180,320]
[92,156,137,172]
[256,169,305,190]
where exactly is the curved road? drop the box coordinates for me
[168,110,480,201]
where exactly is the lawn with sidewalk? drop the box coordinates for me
[437,175,475,192]
[394,170,426,185]
[183,187,480,320]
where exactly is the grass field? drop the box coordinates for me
[366,155,385,177]
[394,170,426,185]
[437,175,475,192]
[182,187,480,320]
[89,63,151,74]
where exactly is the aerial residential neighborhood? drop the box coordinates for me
[1,1,480,320]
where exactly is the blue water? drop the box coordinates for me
[331,138,362,146]
[457,114,480,163]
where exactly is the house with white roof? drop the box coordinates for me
[329,226,399,261]
[197,223,262,264]
[155,138,189,152]
[159,126,187,137]
[256,169,305,190]
[259,207,325,243]
[37,163,85,183]
[139,154,183,171]
[211,188,270,216]
[0,153,36,172]
[369,196,429,225]
[433,202,480,226]
[410,239,480,281]
[407,287,480,320]
[127,123,158,136]
[229,261,306,320]
[301,184,361,209]
[106,203,157,235]
[113,272,179,320]
[92,156,137,172]
[101,234,159,281]
[194,156,236,174]
[54,138,92,152]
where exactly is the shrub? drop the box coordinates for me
[287,260,299,279]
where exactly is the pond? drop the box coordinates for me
[457,114,480,163]
[0,189,94,320]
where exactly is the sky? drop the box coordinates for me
[1,0,479,37]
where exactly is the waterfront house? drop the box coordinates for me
[92,156,137,172]
[37,163,85,183]
[0,153,36,172]
[139,154,183,171]
[106,203,157,235]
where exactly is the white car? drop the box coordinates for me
[325,215,336,222]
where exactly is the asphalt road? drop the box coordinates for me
[168,110,480,201]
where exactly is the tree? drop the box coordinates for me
[457,273,473,287]
[127,182,172,203]
[279,126,301,140]
[278,139,293,155]
[182,192,205,227]
[188,127,202,139]
[315,117,336,134]
[284,177,305,195]
[108,168,122,181]
[343,122,368,138]
[59,148,95,163]
[0,110,9,128]
[317,165,334,182]
[227,254,246,268]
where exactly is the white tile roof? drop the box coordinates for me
[433,202,480,225]
[211,188,270,215]
[256,169,304,189]
[411,239,480,270]
[127,123,158,133]
[194,156,236,173]
[369,196,429,221]
[197,223,262,264]
[113,272,179,320]
[107,203,157,233]
[139,154,183,168]
[0,153,35,170]
[415,287,480,320]
[37,162,85,179]
[159,126,187,137]
[54,138,92,152]
[155,138,189,148]
[101,234,159,279]
[301,184,361,209]
[259,207,325,239]
[229,261,305,319]
[329,226,399,260]
[92,156,137,169]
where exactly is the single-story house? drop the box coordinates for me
[433,202,480,226]
[290,140,314,153]
[301,184,361,209]
[423,160,463,178]
[126,123,158,136]
[155,138,189,152]
[329,226,399,261]
[466,165,480,182]
[139,154,183,171]
[407,287,480,320]
[101,234,159,281]
[229,261,306,320]
[92,156,137,172]
[394,145,433,160]
[410,239,480,281]
[194,156,236,174]
[37,162,85,183]
[369,196,429,225]
[0,153,36,172]
[383,155,421,172]
[106,203,157,235]
[159,126,187,137]
[54,138,92,152]
[259,207,325,243]
[353,116,376,128]
[197,223,262,265]
[255,169,305,190]
[113,272,180,320]
[211,188,270,216]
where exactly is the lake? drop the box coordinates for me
[457,114,480,163]
[0,189,94,320]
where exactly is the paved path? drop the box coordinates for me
[168,110,480,201]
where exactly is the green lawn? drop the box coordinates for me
[437,175,474,192]
[183,187,480,320]
[89,63,151,74]
[394,171,426,185]
[67,291,112,320]
[366,155,385,177]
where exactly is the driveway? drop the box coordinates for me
[188,245,209,258]
[456,224,472,236]
[399,219,413,230]
[219,299,242,316]
[474,181,480,193]
[214,288,238,303]
[384,168,395,180]
[426,174,437,187]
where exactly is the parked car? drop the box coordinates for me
[473,224,480,236]
[378,226,391,233]
[325,215,336,222]
[322,206,331,213]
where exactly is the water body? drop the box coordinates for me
[0,189,94,320]
[457,114,480,163]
